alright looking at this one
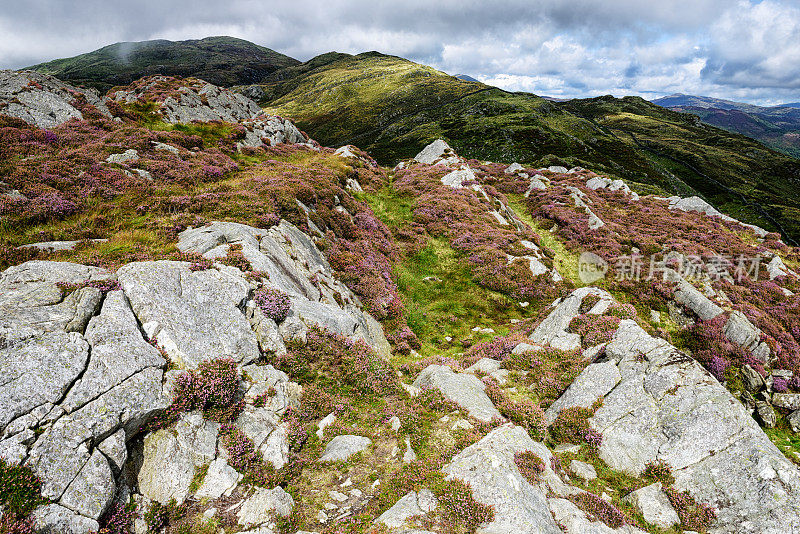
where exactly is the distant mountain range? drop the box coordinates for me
[16,37,800,243]
[652,93,800,158]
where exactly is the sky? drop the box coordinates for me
[1,0,799,105]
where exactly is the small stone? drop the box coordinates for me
[554,443,582,454]
[320,435,371,462]
[329,491,348,502]
[788,410,800,433]
[403,436,417,464]
[388,416,401,432]
[317,412,336,439]
[742,365,765,392]
[773,393,800,410]
[624,483,680,529]
[340,477,352,487]
[452,419,474,431]
[569,460,597,482]
[756,401,776,428]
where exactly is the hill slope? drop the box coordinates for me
[2,74,800,534]
[27,36,299,92]
[261,53,800,243]
[653,94,800,158]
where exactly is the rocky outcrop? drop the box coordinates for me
[667,195,769,238]
[239,115,308,149]
[0,70,111,128]
[176,220,390,358]
[111,76,260,123]
[543,289,800,533]
[529,286,614,351]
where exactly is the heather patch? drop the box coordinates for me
[275,327,399,396]
[665,487,717,531]
[0,460,45,517]
[253,286,291,322]
[483,378,546,440]
[570,491,630,528]
[549,402,603,449]
[514,451,546,485]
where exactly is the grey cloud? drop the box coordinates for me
[0,0,798,104]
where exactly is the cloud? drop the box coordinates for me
[0,0,798,104]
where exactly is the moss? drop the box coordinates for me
[188,464,209,495]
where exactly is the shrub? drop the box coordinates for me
[483,379,545,440]
[569,313,621,347]
[97,502,136,534]
[172,358,242,422]
[549,402,603,449]
[0,460,44,516]
[430,478,495,534]
[275,327,398,396]
[253,287,291,323]
[664,487,717,531]
[514,451,546,485]
[571,492,628,528]
[642,459,675,486]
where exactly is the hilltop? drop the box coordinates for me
[27,36,299,92]
[256,52,800,244]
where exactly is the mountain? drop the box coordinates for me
[27,36,300,92]
[258,52,800,243]
[2,71,800,534]
[653,94,800,158]
[454,73,479,82]
[652,93,766,113]
[781,103,800,108]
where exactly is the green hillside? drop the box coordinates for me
[261,52,800,243]
[28,36,299,92]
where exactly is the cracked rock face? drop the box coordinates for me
[117,260,259,369]
[0,261,167,533]
[543,289,800,533]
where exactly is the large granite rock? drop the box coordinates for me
[138,412,219,505]
[376,489,438,530]
[0,70,110,128]
[413,139,461,167]
[117,260,259,369]
[442,424,562,533]
[0,261,167,533]
[412,365,501,422]
[546,317,800,533]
